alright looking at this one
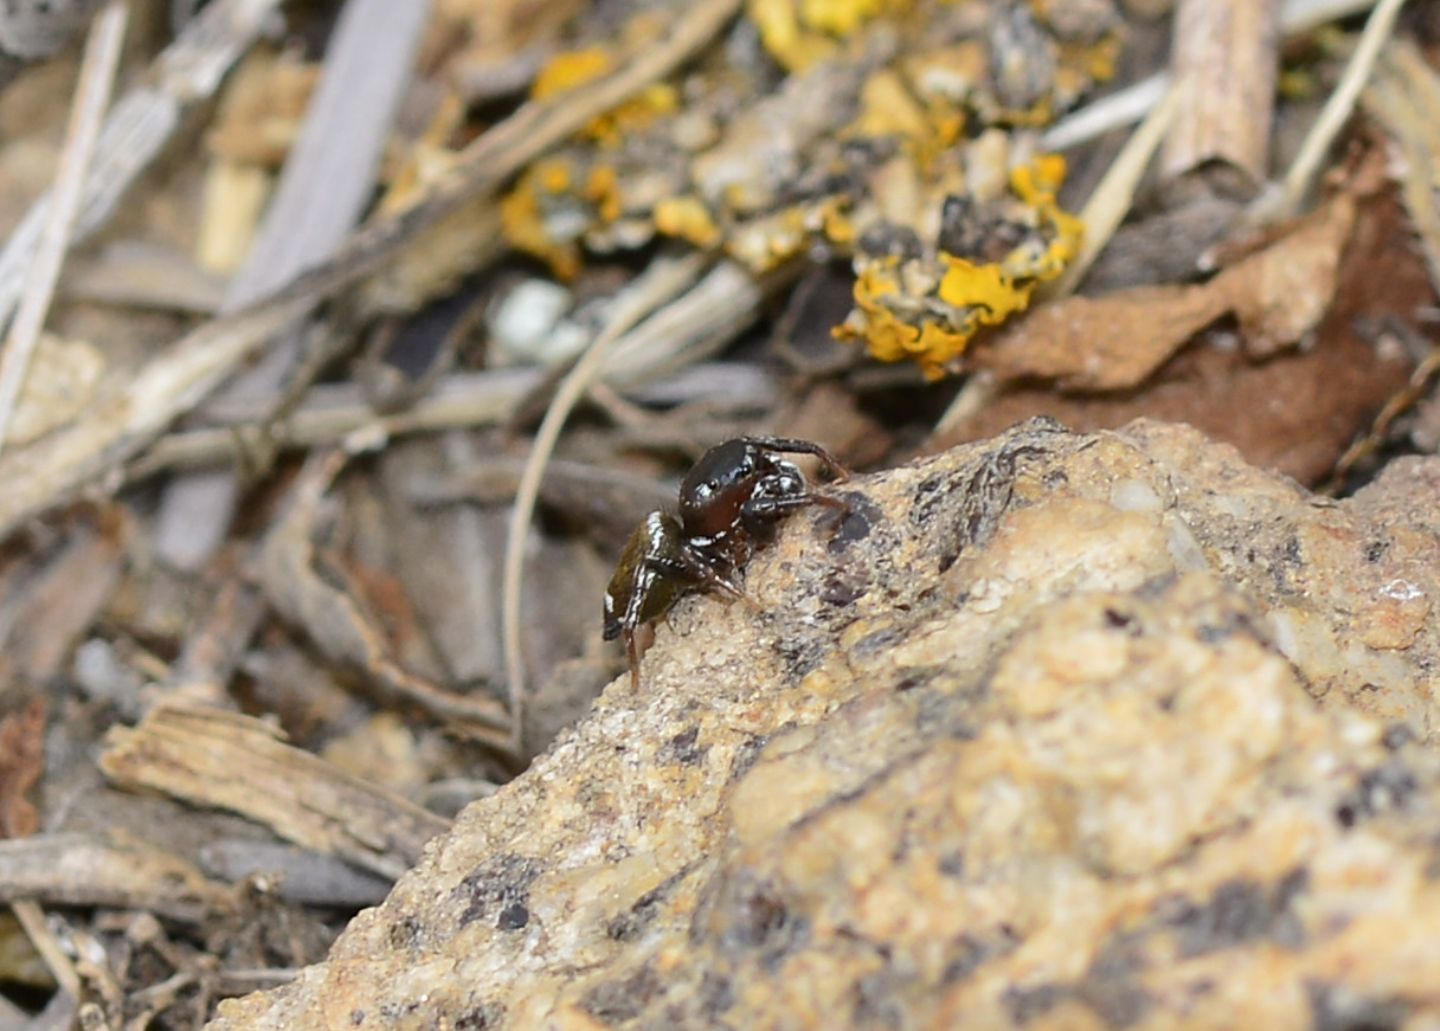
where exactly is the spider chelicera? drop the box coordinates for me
[602,436,849,689]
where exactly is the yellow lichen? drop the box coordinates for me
[840,154,1084,378]
[749,0,836,71]
[837,262,974,379]
[611,83,679,135]
[584,164,623,224]
[841,262,919,359]
[531,48,678,148]
[912,322,973,373]
[749,0,909,70]
[846,68,969,172]
[1011,153,1067,203]
[936,256,1026,323]
[538,160,572,194]
[801,0,896,36]
[924,101,966,150]
[997,96,1055,127]
[1004,155,1083,280]
[1077,35,1121,83]
[726,207,811,271]
[655,196,723,248]
[531,49,612,100]
[820,201,856,247]
[500,158,583,280]
[851,70,931,143]
[1004,207,1082,281]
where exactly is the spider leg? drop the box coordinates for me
[735,435,850,481]
[625,631,640,691]
[739,490,850,538]
[644,550,757,609]
[643,550,743,597]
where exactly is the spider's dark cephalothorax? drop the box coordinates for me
[603,436,849,688]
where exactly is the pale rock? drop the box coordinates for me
[210,420,1440,1029]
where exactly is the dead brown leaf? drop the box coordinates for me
[972,283,1226,391]
[1218,192,1355,356]
[935,190,1426,483]
[973,191,1357,391]
[0,699,45,839]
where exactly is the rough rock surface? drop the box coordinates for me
[211,419,1440,1029]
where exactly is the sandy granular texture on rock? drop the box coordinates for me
[211,419,1440,1030]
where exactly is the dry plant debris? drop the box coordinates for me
[936,178,1426,483]
[99,705,448,882]
[0,0,103,89]
[258,451,512,748]
[500,0,1117,377]
[974,182,1359,391]
[0,833,235,924]
[1,0,1439,1025]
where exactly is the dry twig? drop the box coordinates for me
[125,361,776,481]
[0,0,126,454]
[0,834,234,923]
[1328,338,1440,488]
[1043,0,1382,153]
[129,368,543,477]
[1161,0,1281,192]
[10,899,81,999]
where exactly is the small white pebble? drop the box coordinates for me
[489,280,575,364]
[1337,711,1382,748]
[1268,609,1299,662]
[1110,478,1162,513]
[968,578,1007,613]
[1164,515,1210,572]
[1379,578,1423,602]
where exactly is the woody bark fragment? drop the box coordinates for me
[0,832,234,922]
[1162,0,1282,195]
[99,704,449,880]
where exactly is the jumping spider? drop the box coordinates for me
[603,436,849,688]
